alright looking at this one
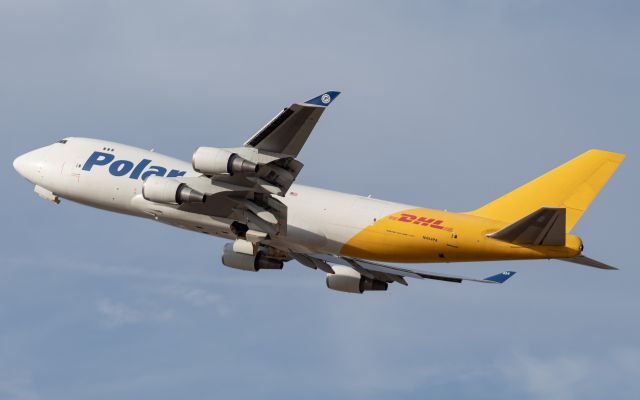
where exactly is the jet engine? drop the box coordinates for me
[142,176,205,205]
[221,243,283,272]
[326,266,388,293]
[192,147,258,175]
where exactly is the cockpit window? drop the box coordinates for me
[58,139,68,144]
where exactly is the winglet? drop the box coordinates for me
[484,271,517,284]
[304,91,341,107]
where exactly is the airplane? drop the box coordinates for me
[13,91,625,293]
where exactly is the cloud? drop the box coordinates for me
[321,347,640,399]
[4,254,313,289]
[6,254,234,319]
[501,353,593,400]
[181,288,221,307]
[150,285,232,317]
[96,298,173,328]
[0,370,40,400]
[179,288,231,316]
[495,349,640,400]
[612,347,640,377]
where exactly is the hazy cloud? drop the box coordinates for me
[97,298,173,328]
[151,285,231,316]
[0,370,39,400]
[501,354,593,400]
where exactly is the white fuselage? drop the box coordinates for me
[13,134,614,289]
[14,138,409,256]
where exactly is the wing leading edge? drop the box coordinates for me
[297,253,516,287]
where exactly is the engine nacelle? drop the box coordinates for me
[221,243,283,272]
[326,266,388,294]
[142,176,205,205]
[192,147,258,175]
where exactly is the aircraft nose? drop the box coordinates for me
[13,153,30,177]
[13,146,51,183]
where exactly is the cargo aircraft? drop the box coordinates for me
[13,92,625,293]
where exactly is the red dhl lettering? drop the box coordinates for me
[390,213,454,232]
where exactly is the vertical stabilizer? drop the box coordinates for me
[469,150,625,231]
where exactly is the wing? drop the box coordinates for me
[295,253,517,287]
[173,91,340,238]
[244,91,341,157]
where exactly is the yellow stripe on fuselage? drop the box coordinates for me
[340,208,582,263]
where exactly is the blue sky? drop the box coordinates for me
[1,1,639,399]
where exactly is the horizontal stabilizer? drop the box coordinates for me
[484,271,517,283]
[488,207,566,246]
[561,255,618,270]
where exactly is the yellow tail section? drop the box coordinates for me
[468,149,625,231]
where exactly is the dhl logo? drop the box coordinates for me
[389,213,454,232]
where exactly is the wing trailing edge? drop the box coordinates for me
[298,253,517,287]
